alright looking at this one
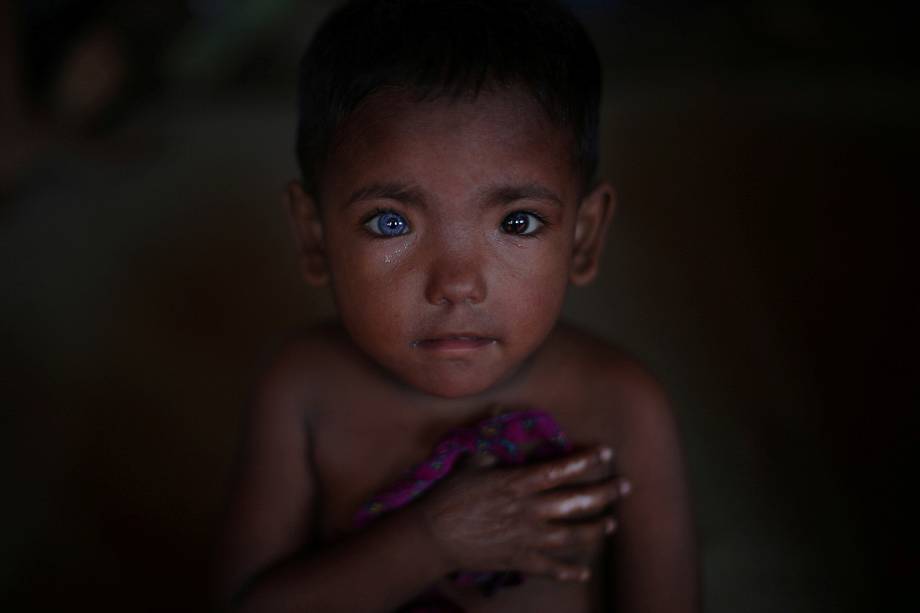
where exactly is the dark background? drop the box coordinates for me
[1,1,915,611]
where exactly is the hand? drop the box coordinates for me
[419,446,631,582]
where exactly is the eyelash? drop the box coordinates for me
[359,208,551,238]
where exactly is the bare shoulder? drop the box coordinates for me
[252,321,359,419]
[550,321,670,418]
[547,322,678,461]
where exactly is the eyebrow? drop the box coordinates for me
[488,183,564,208]
[344,182,426,209]
[342,181,564,209]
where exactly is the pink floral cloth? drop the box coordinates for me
[353,409,573,610]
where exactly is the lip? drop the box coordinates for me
[413,334,498,353]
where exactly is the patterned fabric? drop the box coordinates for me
[353,409,573,610]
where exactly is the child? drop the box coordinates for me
[213,1,698,611]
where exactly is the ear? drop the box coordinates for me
[570,181,616,286]
[284,181,329,286]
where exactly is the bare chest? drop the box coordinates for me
[309,384,623,540]
[310,399,480,539]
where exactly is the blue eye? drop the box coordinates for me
[365,211,409,237]
[501,211,544,236]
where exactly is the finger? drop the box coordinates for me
[510,446,614,495]
[532,478,631,519]
[517,552,592,583]
[535,517,617,551]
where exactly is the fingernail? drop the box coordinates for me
[605,518,616,534]
[619,479,632,495]
[580,569,591,582]
[599,447,613,462]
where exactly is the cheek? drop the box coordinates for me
[328,245,418,339]
[326,221,404,286]
[491,241,571,326]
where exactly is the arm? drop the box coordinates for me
[607,366,700,613]
[211,355,450,613]
[225,509,449,613]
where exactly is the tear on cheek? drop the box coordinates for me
[382,244,407,265]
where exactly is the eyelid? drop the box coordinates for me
[521,209,549,224]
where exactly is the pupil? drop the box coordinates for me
[504,213,527,234]
[379,214,404,234]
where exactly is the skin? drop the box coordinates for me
[213,87,699,612]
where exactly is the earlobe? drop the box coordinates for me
[284,181,329,286]
[570,182,616,286]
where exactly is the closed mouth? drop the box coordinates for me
[413,334,498,351]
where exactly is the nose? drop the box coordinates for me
[424,250,487,306]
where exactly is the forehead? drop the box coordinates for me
[320,87,581,206]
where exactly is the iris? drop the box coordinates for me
[366,211,409,237]
[501,211,543,236]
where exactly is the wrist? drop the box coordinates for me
[405,499,456,577]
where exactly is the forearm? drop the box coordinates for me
[229,506,450,613]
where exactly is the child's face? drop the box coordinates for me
[290,87,612,398]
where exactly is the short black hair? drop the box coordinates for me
[296,0,602,199]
